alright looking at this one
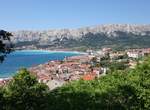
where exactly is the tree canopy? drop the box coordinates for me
[0,69,49,110]
[0,30,13,62]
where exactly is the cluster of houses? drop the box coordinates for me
[28,47,150,90]
[88,48,150,59]
[29,55,107,90]
[126,48,150,58]
[1,47,150,89]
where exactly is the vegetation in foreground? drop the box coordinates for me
[0,69,49,110]
[0,57,150,110]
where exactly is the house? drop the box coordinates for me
[127,48,150,58]
[142,48,150,56]
[109,52,126,60]
[82,72,96,81]
[102,48,112,53]
[86,49,94,55]
[47,79,65,90]
[38,74,51,83]
[93,68,101,77]
[100,68,108,76]
[96,50,106,57]
[128,60,137,68]
[127,51,143,58]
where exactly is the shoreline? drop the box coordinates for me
[0,77,11,80]
[0,50,87,79]
[14,49,87,55]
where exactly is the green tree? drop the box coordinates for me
[109,61,128,72]
[0,88,5,110]
[3,69,49,110]
[0,30,13,62]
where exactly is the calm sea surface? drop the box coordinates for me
[0,50,81,78]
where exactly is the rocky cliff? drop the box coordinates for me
[11,24,150,50]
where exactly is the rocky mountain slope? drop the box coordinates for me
[11,24,150,50]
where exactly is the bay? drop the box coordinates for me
[0,50,81,78]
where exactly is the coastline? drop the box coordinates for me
[0,49,87,79]
[14,49,87,55]
[0,77,11,80]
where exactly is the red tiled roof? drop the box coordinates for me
[82,73,96,81]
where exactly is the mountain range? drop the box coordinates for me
[11,24,150,51]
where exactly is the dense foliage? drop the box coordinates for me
[0,69,49,110]
[0,30,13,62]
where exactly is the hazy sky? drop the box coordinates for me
[0,0,150,30]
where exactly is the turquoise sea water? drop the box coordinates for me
[0,50,81,78]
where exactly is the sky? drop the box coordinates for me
[0,0,150,31]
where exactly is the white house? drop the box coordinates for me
[47,80,65,90]
[127,51,143,58]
